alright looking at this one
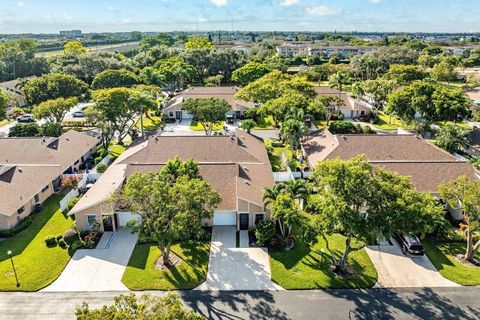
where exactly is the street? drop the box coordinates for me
[0,287,479,320]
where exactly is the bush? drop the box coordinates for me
[94,156,103,165]
[61,176,79,190]
[329,121,360,134]
[0,216,33,238]
[58,238,68,249]
[81,231,102,249]
[9,123,40,137]
[65,197,80,214]
[362,126,377,134]
[69,239,85,253]
[44,235,57,247]
[63,229,79,246]
[255,220,276,247]
[96,163,107,173]
[56,234,63,242]
[95,147,108,159]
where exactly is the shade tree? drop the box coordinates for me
[23,73,89,105]
[181,97,230,135]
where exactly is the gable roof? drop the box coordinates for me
[303,130,478,194]
[0,131,99,216]
[70,129,274,215]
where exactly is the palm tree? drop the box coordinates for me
[129,92,157,138]
[329,71,348,97]
[240,119,256,134]
[262,184,285,210]
[278,179,309,209]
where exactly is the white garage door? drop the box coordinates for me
[117,212,141,227]
[213,211,237,226]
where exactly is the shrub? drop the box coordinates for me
[9,123,40,137]
[0,216,33,238]
[95,148,108,159]
[44,235,57,247]
[58,238,68,249]
[56,234,63,242]
[61,176,79,190]
[94,156,103,165]
[96,163,107,173]
[63,229,79,246]
[81,231,102,249]
[362,126,377,134]
[65,197,80,214]
[69,239,85,253]
[255,220,276,247]
[329,121,360,134]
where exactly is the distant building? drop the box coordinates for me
[276,42,377,58]
[59,30,82,37]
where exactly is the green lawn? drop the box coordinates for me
[423,240,480,286]
[0,119,12,127]
[0,195,75,291]
[189,121,224,131]
[264,140,300,171]
[108,144,126,158]
[374,112,413,130]
[434,121,472,130]
[122,241,210,290]
[136,113,162,132]
[270,234,378,289]
[253,116,276,130]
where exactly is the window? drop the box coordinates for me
[169,111,174,117]
[41,185,49,193]
[74,159,80,165]
[34,194,40,203]
[17,206,25,214]
[86,215,97,227]
[254,213,265,225]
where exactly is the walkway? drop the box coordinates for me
[365,238,459,288]
[43,229,138,292]
[197,226,282,290]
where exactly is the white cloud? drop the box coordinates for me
[197,16,208,22]
[16,1,26,7]
[279,0,300,6]
[43,14,51,20]
[106,6,116,12]
[305,6,341,16]
[369,0,381,3]
[210,0,227,7]
[297,21,312,27]
[120,18,131,24]
[63,14,73,20]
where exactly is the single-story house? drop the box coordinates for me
[70,129,274,232]
[465,90,480,112]
[162,86,254,121]
[0,130,100,230]
[314,86,372,119]
[303,130,479,219]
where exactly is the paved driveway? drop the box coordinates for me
[197,226,283,290]
[43,229,138,292]
[365,239,459,288]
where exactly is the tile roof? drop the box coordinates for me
[303,130,478,194]
[0,131,99,216]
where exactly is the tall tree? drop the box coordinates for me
[121,158,220,266]
[33,97,78,136]
[91,69,139,89]
[309,156,444,274]
[309,95,344,128]
[280,108,310,154]
[440,177,480,263]
[435,124,467,154]
[155,57,195,96]
[23,73,89,105]
[64,41,87,56]
[185,37,213,51]
[231,62,271,86]
[181,97,230,135]
[259,90,310,127]
[0,89,9,120]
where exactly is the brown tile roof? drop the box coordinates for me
[314,86,356,111]
[303,130,479,194]
[0,131,99,216]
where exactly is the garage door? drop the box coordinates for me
[213,211,237,226]
[117,212,140,227]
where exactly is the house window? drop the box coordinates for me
[17,206,25,214]
[86,215,97,227]
[169,111,174,117]
[34,194,40,203]
[74,160,80,165]
[254,213,265,225]
[41,185,49,193]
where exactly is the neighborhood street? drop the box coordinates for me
[1,287,479,320]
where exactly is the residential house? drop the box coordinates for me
[303,130,479,219]
[314,86,372,119]
[0,130,100,230]
[162,86,255,122]
[70,129,274,232]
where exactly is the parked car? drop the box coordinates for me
[394,233,425,256]
[16,114,34,123]
[72,110,85,118]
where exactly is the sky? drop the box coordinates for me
[0,0,479,34]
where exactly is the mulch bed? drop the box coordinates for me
[154,252,181,271]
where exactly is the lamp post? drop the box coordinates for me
[7,250,20,287]
[320,248,325,267]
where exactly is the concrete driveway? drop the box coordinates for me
[197,226,283,291]
[43,229,138,292]
[365,239,459,288]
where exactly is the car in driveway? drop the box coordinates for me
[72,110,85,118]
[394,233,425,256]
[16,114,34,123]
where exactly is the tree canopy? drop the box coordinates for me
[231,62,271,86]
[181,97,230,135]
[0,89,9,120]
[91,69,139,89]
[64,41,87,56]
[185,37,213,51]
[23,73,89,105]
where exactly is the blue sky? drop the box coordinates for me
[0,0,479,34]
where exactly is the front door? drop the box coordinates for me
[175,111,182,119]
[103,215,114,232]
[239,213,249,230]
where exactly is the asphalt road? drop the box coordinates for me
[0,287,479,320]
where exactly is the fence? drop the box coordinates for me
[273,170,312,182]
[59,172,102,212]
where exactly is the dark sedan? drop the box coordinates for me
[394,233,425,256]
